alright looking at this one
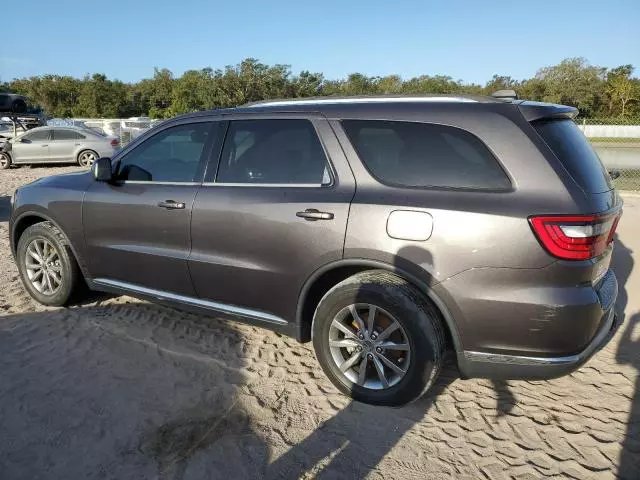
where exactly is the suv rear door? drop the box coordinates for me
[188,114,355,325]
[83,118,218,296]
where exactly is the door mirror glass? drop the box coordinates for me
[93,157,113,182]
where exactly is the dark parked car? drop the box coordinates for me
[0,93,29,114]
[9,95,622,406]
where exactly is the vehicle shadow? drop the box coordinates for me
[0,195,10,222]
[265,245,515,478]
[0,300,270,479]
[612,236,640,479]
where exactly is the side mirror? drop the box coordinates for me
[93,157,113,182]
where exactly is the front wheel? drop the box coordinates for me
[312,271,446,406]
[0,152,11,170]
[16,222,83,306]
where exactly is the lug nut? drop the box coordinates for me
[367,353,373,360]
[358,333,364,340]
[376,347,383,353]
[371,333,377,340]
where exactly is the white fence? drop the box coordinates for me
[578,124,640,138]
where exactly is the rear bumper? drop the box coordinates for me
[457,308,621,379]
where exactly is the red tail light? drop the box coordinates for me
[110,139,119,147]
[529,212,621,260]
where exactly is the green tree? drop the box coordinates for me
[605,65,639,117]
[535,57,606,116]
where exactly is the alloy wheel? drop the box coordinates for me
[25,238,63,295]
[79,151,97,167]
[328,303,411,390]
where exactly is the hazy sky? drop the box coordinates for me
[2,0,639,84]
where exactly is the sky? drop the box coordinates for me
[2,0,639,84]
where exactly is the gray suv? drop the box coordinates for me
[9,95,622,406]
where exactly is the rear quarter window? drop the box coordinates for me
[341,120,511,190]
[532,119,612,194]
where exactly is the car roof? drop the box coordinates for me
[171,95,577,122]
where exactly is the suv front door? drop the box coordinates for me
[83,119,217,296]
[188,115,356,325]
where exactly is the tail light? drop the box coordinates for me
[529,212,621,260]
[110,138,119,147]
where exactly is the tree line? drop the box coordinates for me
[2,57,638,120]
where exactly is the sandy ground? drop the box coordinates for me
[0,166,639,480]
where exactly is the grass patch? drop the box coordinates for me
[588,137,640,144]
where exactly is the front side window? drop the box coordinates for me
[217,119,330,185]
[116,122,212,182]
[342,120,511,190]
[22,130,50,142]
[52,129,76,140]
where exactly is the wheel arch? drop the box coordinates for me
[295,259,462,352]
[11,211,88,279]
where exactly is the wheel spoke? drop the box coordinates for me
[366,305,376,336]
[49,264,62,273]
[357,357,368,385]
[329,338,360,348]
[27,247,41,263]
[375,321,400,343]
[377,353,406,375]
[372,356,389,388]
[379,341,410,351]
[34,241,45,260]
[49,270,62,285]
[331,319,359,340]
[349,305,366,333]
[26,261,41,270]
[339,350,363,373]
[44,271,53,293]
[30,269,43,280]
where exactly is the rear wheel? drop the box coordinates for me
[77,150,98,167]
[17,222,83,306]
[312,271,446,406]
[0,152,11,170]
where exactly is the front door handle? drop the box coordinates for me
[158,200,186,210]
[296,209,334,221]
[41,144,48,147]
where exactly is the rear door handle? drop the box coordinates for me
[296,209,334,221]
[158,200,186,210]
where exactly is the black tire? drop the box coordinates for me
[312,270,446,406]
[11,99,27,114]
[16,221,83,306]
[0,152,11,170]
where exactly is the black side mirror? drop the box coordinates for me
[93,157,113,182]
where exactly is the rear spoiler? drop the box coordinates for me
[516,101,579,122]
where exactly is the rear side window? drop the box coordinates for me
[342,120,510,190]
[52,129,76,140]
[533,119,612,194]
[217,119,330,185]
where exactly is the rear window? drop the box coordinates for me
[342,120,511,190]
[533,119,612,194]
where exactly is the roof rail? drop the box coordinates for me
[491,89,519,100]
[246,95,479,107]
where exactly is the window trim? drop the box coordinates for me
[208,117,336,188]
[113,118,217,185]
[341,119,513,193]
